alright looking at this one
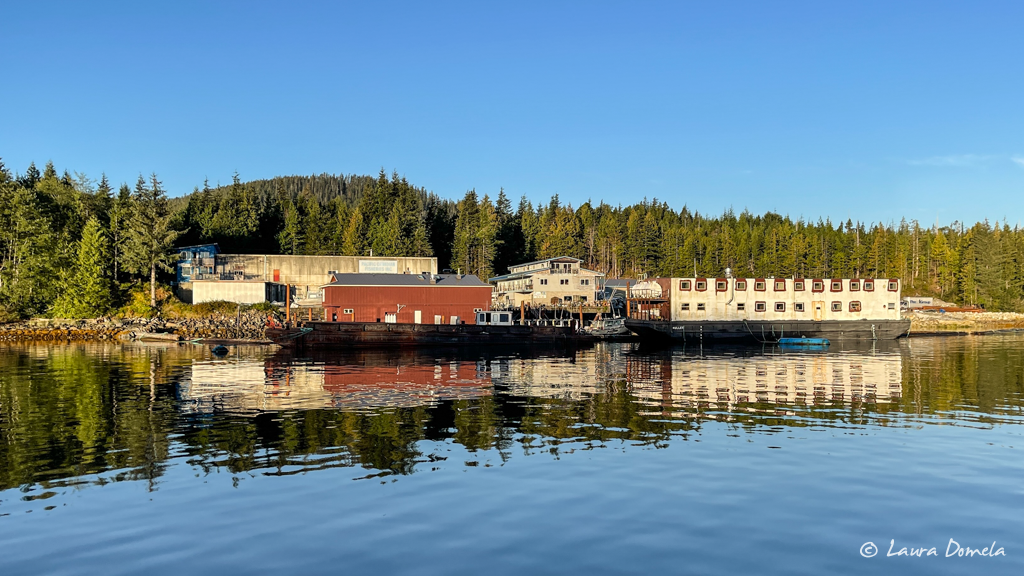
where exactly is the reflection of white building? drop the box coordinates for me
[491,344,630,399]
[180,360,331,413]
[488,343,904,408]
[626,353,904,408]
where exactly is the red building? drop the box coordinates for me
[321,273,493,324]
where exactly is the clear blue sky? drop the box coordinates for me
[3,1,1022,226]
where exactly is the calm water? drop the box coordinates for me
[1,337,1023,575]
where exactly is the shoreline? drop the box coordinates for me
[0,311,275,344]
[4,310,1024,344]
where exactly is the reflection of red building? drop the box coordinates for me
[322,273,493,324]
[322,362,492,408]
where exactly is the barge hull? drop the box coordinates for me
[625,319,911,342]
[269,321,577,348]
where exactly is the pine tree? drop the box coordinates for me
[341,207,363,256]
[125,174,180,308]
[53,217,112,318]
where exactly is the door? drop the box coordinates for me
[414,310,422,324]
[434,315,443,324]
[813,301,824,321]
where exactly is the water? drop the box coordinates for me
[1,337,1023,575]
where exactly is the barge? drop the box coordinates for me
[267,320,577,348]
[625,275,911,342]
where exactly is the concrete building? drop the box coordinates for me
[489,256,605,307]
[629,277,903,322]
[176,252,437,304]
[321,273,493,324]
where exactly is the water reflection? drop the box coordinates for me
[2,336,1024,509]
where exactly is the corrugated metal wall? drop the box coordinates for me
[322,285,493,324]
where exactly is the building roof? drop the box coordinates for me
[509,256,582,269]
[489,266,606,283]
[323,273,489,288]
[603,279,635,287]
[176,243,220,252]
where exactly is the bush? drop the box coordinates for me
[247,301,281,314]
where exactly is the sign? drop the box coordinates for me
[358,259,398,274]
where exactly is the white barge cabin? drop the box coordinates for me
[625,276,910,342]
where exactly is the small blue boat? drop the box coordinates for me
[778,337,830,347]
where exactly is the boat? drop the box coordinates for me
[778,337,830,348]
[583,316,632,338]
[625,276,912,343]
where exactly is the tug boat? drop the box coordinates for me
[583,315,631,338]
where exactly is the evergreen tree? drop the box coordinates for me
[52,217,112,318]
[125,174,180,308]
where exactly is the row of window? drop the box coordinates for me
[678,279,898,293]
[538,278,591,286]
[680,301,878,313]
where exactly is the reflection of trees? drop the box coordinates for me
[0,344,178,492]
[897,338,1024,418]
[3,339,1024,498]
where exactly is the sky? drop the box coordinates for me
[2,1,1023,226]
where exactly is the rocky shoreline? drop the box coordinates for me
[4,310,1024,343]
[906,311,1024,335]
[0,310,276,344]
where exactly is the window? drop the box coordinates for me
[737,303,746,311]
[580,279,590,285]
[754,301,767,312]
[812,280,824,292]
[697,303,705,311]
[681,303,690,311]
[560,279,569,285]
[695,279,707,291]
[888,280,899,292]
[716,280,727,291]
[831,301,842,312]
[679,280,691,291]
[849,280,860,291]
[849,301,862,312]
[473,308,483,313]
[499,313,510,322]
[775,302,786,312]
[831,280,843,292]
[795,302,805,312]
[540,278,548,285]
[794,280,805,291]
[888,302,896,310]
[754,280,766,291]
[735,280,747,291]
[774,280,786,291]
[863,280,874,291]
[343,308,354,314]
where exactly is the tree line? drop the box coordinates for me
[0,159,178,320]
[2,158,1023,319]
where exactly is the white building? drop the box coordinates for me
[489,256,605,307]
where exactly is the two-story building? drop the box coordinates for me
[489,256,604,307]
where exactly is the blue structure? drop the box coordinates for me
[175,244,220,284]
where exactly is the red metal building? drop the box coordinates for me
[321,273,493,324]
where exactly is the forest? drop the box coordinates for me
[1,158,1023,320]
